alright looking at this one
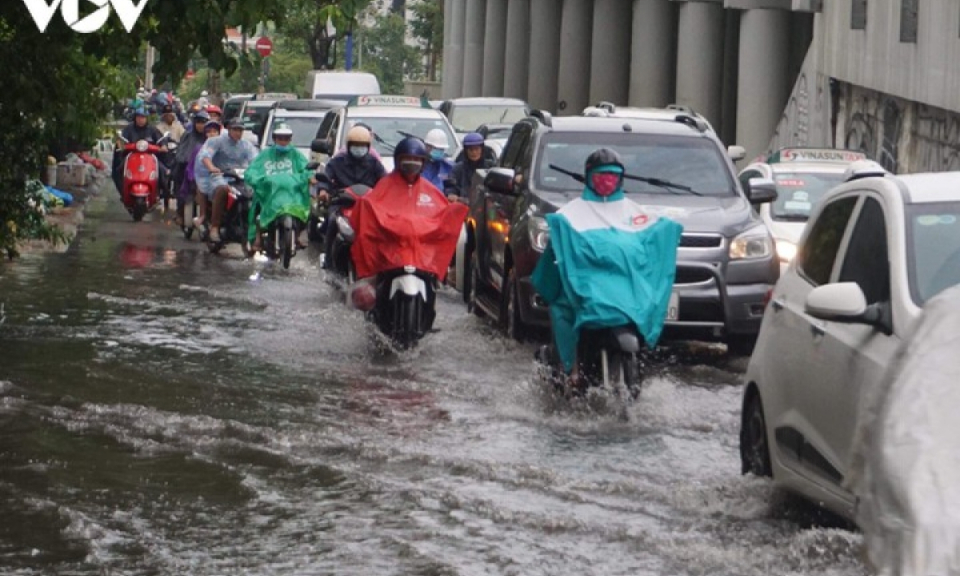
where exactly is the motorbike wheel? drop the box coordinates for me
[281,221,294,270]
[307,214,321,243]
[502,269,527,343]
[622,353,643,399]
[132,197,147,222]
[392,295,421,350]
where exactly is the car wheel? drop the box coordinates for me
[468,255,485,318]
[502,269,527,342]
[462,248,473,305]
[740,390,772,477]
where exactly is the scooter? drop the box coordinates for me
[324,182,372,278]
[260,213,303,270]
[117,131,174,222]
[537,327,645,399]
[349,263,440,351]
[205,169,253,256]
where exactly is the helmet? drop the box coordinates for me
[161,104,174,114]
[394,136,428,161]
[192,110,210,122]
[585,148,624,175]
[205,105,222,115]
[201,90,209,97]
[134,108,148,117]
[227,119,245,130]
[204,121,222,132]
[843,159,887,182]
[346,125,372,145]
[463,132,484,147]
[424,128,449,150]
[273,124,294,138]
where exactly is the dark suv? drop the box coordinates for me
[464,111,780,352]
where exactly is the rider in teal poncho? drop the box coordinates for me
[245,124,313,248]
[532,148,683,375]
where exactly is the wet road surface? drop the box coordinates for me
[0,190,867,575]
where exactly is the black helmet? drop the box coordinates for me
[394,136,428,162]
[585,148,624,175]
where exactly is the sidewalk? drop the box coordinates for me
[16,171,110,255]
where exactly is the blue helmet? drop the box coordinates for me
[394,136,428,162]
[134,108,148,117]
[463,132,484,147]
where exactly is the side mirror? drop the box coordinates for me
[484,167,517,195]
[728,145,746,162]
[311,139,331,155]
[804,282,894,335]
[747,177,778,204]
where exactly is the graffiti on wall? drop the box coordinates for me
[768,69,833,154]
[912,104,960,172]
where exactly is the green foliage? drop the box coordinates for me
[356,13,422,94]
[409,0,443,81]
[281,0,372,70]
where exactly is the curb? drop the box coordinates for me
[16,173,110,255]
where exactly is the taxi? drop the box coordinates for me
[738,147,868,268]
[310,95,461,171]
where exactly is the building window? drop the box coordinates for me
[900,0,918,42]
[851,0,867,30]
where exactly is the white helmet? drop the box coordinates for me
[843,159,888,182]
[424,128,449,150]
[273,124,294,138]
[200,90,209,97]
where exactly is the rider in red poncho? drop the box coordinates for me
[349,137,469,281]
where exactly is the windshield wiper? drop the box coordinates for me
[775,213,809,222]
[549,164,702,196]
[372,132,396,153]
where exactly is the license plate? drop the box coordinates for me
[666,291,680,321]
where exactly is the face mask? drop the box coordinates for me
[590,172,622,197]
[349,145,368,159]
[400,160,423,177]
[275,145,290,152]
[430,149,445,161]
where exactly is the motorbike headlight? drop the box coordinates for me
[529,216,550,252]
[337,215,355,242]
[775,239,797,263]
[729,228,773,260]
[136,140,149,152]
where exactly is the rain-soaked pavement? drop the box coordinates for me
[0,189,868,575]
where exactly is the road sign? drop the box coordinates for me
[255,36,273,58]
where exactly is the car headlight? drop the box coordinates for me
[136,140,149,152]
[529,216,550,252]
[729,228,773,260]
[775,239,797,262]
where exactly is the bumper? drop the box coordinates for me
[517,260,774,337]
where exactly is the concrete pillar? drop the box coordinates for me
[503,0,530,100]
[527,0,563,111]
[443,0,466,99]
[720,9,740,145]
[629,0,675,107]
[736,8,791,160]
[675,1,725,129]
[461,0,486,97]
[590,0,632,105]
[557,0,594,115]
[441,0,455,98]
[481,0,508,96]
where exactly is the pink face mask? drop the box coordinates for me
[591,172,621,196]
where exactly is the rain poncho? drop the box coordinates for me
[245,147,312,242]
[349,171,469,280]
[532,183,682,373]
[847,284,960,576]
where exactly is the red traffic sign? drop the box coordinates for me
[255,36,273,57]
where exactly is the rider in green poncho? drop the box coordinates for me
[245,124,313,250]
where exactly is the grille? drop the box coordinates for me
[675,265,716,285]
[680,234,723,248]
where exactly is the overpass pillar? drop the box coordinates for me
[443,0,467,98]
[481,0,508,96]
[675,1,725,128]
[527,0,563,112]
[629,0,676,107]
[461,0,486,97]
[503,0,531,100]
[590,0,633,106]
[736,8,791,160]
[557,0,594,115]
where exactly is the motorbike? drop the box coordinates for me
[205,169,253,256]
[348,262,440,351]
[117,131,174,222]
[323,181,373,279]
[537,327,644,399]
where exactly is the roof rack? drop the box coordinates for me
[667,103,698,116]
[595,101,617,113]
[530,109,552,127]
[674,113,708,133]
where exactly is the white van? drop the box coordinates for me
[305,71,380,101]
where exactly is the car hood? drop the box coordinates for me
[533,190,762,237]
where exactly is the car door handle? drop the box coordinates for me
[771,298,784,312]
[810,322,825,338]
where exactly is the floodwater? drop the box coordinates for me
[0,190,867,575]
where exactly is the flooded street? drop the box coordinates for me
[0,191,867,576]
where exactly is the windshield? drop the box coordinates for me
[449,105,528,132]
[770,171,845,221]
[907,203,960,305]
[266,116,326,148]
[347,115,459,157]
[242,106,272,130]
[535,133,735,196]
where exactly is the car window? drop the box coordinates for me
[771,172,846,222]
[907,202,960,304]
[500,125,530,169]
[316,111,337,140]
[449,105,528,132]
[838,197,890,304]
[265,116,327,148]
[798,196,858,285]
[534,132,735,195]
[345,115,457,157]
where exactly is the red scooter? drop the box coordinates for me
[117,132,174,222]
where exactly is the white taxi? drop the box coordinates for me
[310,95,461,172]
[738,148,867,268]
[739,168,960,521]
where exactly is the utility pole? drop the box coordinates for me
[144,44,156,90]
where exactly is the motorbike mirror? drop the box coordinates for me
[484,167,517,195]
[311,139,331,155]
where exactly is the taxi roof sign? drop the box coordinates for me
[347,95,432,109]
[768,148,868,164]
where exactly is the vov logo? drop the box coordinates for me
[22,0,150,34]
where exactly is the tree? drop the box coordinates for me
[281,0,372,70]
[409,0,443,81]
[356,13,422,94]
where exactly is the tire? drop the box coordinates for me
[282,223,294,270]
[467,255,486,318]
[501,269,527,342]
[132,197,147,222]
[461,247,473,305]
[622,352,643,399]
[393,295,420,350]
[740,391,773,477]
